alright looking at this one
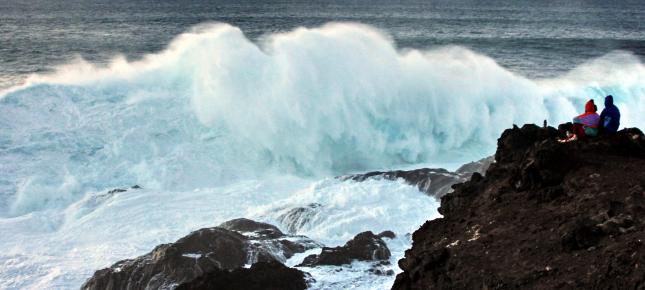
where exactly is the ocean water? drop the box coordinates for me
[2,0,644,90]
[1,1,644,289]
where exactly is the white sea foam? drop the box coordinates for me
[0,177,437,289]
[0,22,644,289]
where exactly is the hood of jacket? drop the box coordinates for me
[585,100,596,113]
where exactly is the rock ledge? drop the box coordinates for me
[392,125,645,290]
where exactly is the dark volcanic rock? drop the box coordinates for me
[175,261,309,290]
[392,125,645,290]
[341,157,494,198]
[82,219,320,290]
[81,228,248,290]
[298,231,391,267]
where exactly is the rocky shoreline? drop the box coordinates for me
[81,159,488,289]
[81,124,645,289]
[81,151,493,290]
[81,217,398,290]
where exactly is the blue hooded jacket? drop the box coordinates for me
[599,95,620,134]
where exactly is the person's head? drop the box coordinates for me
[605,95,614,106]
[585,99,596,113]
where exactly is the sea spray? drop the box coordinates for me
[2,23,643,216]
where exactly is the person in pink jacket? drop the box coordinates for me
[559,99,600,143]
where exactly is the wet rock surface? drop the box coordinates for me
[81,228,248,290]
[341,157,493,198]
[392,125,645,290]
[81,218,320,290]
[175,261,309,290]
[297,231,391,267]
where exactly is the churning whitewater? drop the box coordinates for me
[0,23,644,289]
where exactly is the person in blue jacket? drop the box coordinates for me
[599,95,620,134]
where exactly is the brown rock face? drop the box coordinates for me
[392,124,645,290]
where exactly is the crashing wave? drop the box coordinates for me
[1,22,643,216]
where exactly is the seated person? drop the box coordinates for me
[599,95,620,134]
[559,99,599,142]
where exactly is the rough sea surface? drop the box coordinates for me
[2,0,644,89]
[0,0,644,289]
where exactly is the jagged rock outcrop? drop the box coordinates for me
[81,218,320,290]
[392,124,645,290]
[175,261,309,290]
[341,156,494,198]
[297,231,391,267]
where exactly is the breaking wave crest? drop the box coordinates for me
[1,22,644,215]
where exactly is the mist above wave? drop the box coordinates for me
[0,22,643,216]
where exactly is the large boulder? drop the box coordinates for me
[297,231,391,267]
[81,228,247,290]
[81,218,320,290]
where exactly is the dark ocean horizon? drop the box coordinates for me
[2,0,644,90]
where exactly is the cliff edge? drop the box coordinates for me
[392,124,645,290]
